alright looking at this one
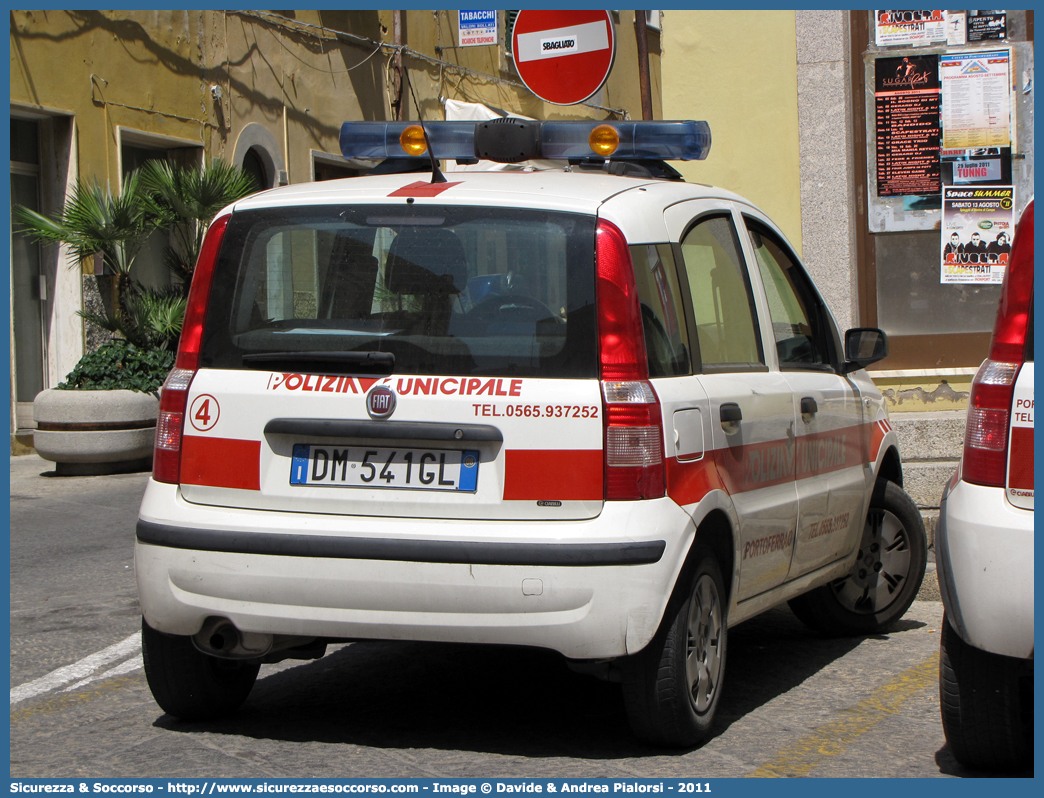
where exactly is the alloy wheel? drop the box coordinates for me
[685,573,723,714]
[830,508,912,615]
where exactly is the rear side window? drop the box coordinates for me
[630,244,690,377]
[201,205,598,378]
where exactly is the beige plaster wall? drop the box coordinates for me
[660,10,802,252]
[12,10,658,187]
[10,10,390,188]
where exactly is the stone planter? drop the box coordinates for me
[33,388,158,475]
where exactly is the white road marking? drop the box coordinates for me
[10,632,142,705]
[61,653,144,693]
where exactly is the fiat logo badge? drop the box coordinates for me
[367,385,397,420]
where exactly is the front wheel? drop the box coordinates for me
[141,618,260,721]
[940,617,1032,770]
[788,479,926,635]
[622,546,727,747]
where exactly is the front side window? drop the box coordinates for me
[746,219,835,370]
[201,205,598,378]
[678,215,763,370]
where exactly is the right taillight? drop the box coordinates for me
[961,200,1034,488]
[595,219,665,500]
[602,380,665,500]
[152,213,230,485]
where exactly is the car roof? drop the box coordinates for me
[229,168,751,217]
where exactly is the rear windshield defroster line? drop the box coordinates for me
[136,520,667,567]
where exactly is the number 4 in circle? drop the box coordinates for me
[189,394,220,432]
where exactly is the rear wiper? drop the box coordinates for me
[242,351,395,373]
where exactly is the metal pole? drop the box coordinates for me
[634,11,653,120]
[393,11,405,120]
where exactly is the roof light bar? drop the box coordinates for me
[339,120,711,164]
[541,121,710,161]
[339,122,475,161]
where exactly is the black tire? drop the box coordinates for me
[622,547,727,747]
[788,479,926,636]
[940,617,1032,770]
[141,618,260,720]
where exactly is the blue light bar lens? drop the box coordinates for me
[339,120,712,162]
[541,121,711,161]
[339,122,475,160]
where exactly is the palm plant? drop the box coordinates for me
[14,159,256,354]
[13,171,154,337]
[140,158,257,283]
[78,285,187,352]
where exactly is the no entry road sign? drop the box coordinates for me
[511,10,616,105]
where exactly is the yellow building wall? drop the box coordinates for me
[10,10,390,190]
[661,10,802,252]
[11,10,657,191]
[11,10,203,188]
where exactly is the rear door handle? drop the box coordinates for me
[800,397,818,418]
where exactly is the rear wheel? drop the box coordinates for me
[622,547,727,747]
[940,617,1032,770]
[788,479,926,635]
[141,618,260,720]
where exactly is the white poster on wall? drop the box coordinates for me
[941,186,1015,284]
[945,11,967,45]
[874,10,947,46]
[940,49,1012,149]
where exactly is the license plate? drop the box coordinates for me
[290,444,479,492]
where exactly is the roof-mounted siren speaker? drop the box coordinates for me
[474,118,542,163]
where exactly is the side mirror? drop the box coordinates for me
[842,327,888,374]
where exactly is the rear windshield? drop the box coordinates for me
[200,205,598,378]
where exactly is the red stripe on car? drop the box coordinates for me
[1008,427,1034,490]
[503,449,603,501]
[387,181,463,198]
[870,419,889,461]
[181,436,262,491]
[668,423,873,506]
[666,452,728,506]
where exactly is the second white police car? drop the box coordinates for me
[136,118,926,746]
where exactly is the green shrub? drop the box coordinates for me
[57,342,174,393]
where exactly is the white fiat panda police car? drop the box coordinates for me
[136,119,926,747]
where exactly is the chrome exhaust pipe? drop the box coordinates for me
[192,617,273,659]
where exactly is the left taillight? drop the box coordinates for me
[960,200,1033,488]
[153,367,194,484]
[962,360,1020,487]
[152,213,230,485]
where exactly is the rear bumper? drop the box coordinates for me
[135,480,694,659]
[937,477,1034,659]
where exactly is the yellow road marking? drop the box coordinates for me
[747,653,939,777]
[10,675,141,723]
